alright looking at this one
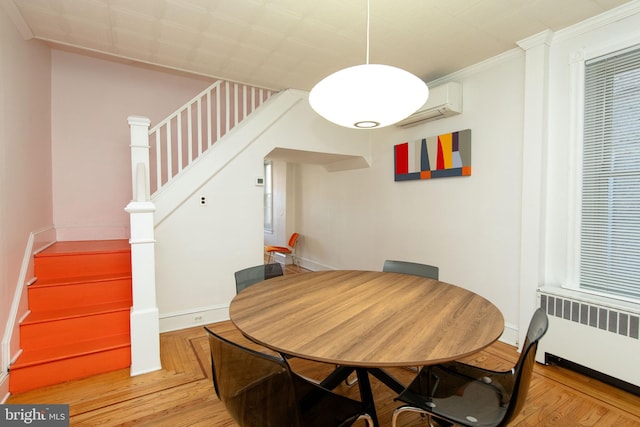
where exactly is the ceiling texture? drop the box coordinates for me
[4,0,634,91]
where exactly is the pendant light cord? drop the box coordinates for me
[366,0,370,65]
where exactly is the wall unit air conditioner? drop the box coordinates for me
[396,82,462,128]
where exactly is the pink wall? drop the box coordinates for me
[0,7,53,399]
[51,50,212,240]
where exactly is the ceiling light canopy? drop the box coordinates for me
[308,0,429,129]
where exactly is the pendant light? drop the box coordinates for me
[309,0,429,129]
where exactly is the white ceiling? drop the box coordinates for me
[5,0,634,91]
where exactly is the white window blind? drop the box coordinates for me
[580,44,640,299]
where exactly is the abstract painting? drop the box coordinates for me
[394,129,471,181]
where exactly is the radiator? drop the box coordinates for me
[536,289,640,389]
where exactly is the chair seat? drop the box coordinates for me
[396,363,508,426]
[265,245,291,253]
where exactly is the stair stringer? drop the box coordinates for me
[151,89,373,227]
[152,90,301,227]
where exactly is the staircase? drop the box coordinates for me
[9,240,133,394]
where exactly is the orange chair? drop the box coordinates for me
[265,232,299,266]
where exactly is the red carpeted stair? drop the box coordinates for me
[9,240,133,394]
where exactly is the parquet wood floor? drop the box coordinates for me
[7,263,640,426]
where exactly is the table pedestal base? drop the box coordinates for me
[319,366,407,427]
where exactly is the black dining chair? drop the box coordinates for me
[205,326,374,427]
[391,308,549,427]
[234,262,283,294]
[382,259,439,280]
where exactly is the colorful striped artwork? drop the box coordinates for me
[394,129,471,181]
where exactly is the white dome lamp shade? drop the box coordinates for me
[309,64,429,129]
[308,0,429,129]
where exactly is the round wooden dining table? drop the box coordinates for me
[230,270,504,367]
[229,270,504,426]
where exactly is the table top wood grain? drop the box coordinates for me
[230,270,504,368]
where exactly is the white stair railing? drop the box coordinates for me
[148,80,276,195]
[126,80,276,376]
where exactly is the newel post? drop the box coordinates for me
[125,116,161,375]
[128,116,152,200]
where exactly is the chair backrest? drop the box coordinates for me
[382,260,439,280]
[288,232,300,249]
[205,327,302,427]
[500,308,549,426]
[234,263,284,294]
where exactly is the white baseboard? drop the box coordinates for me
[0,372,9,403]
[295,257,331,271]
[159,305,230,333]
[2,226,55,392]
[500,322,519,347]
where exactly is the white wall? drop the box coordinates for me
[154,93,370,331]
[51,51,212,240]
[0,7,53,400]
[295,53,526,341]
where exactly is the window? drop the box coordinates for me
[264,161,273,232]
[579,45,640,300]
